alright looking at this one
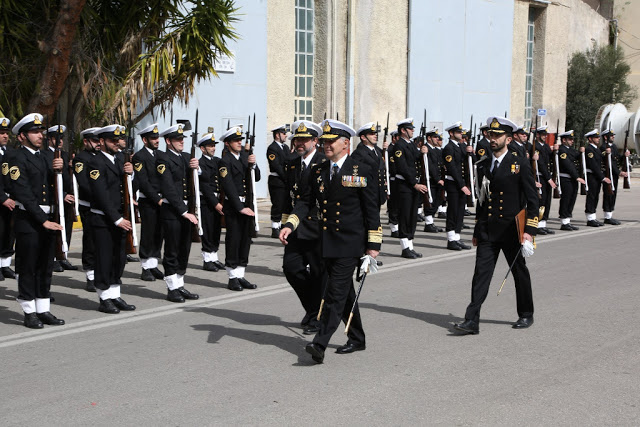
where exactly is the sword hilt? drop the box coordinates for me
[344,312,354,335]
[317,299,325,321]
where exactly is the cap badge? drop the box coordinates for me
[490,118,500,129]
[114,127,121,136]
[297,123,308,133]
[1,119,7,127]
[34,116,42,125]
[235,128,242,136]
[153,126,159,133]
[370,124,376,132]
[177,125,183,134]
[323,122,331,133]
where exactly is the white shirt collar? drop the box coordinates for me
[101,150,115,164]
[589,143,598,149]
[49,146,55,152]
[145,146,155,155]
[169,149,181,157]
[332,153,348,170]
[204,154,212,160]
[25,146,38,155]
[302,149,316,166]
[231,151,240,160]
[491,151,508,171]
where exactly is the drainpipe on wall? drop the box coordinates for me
[345,0,356,151]
[406,0,412,117]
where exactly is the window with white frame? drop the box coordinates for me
[295,0,314,121]
[524,8,535,129]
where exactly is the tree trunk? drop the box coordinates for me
[27,0,86,118]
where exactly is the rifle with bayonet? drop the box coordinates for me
[123,114,138,254]
[187,110,203,242]
[418,109,432,209]
[465,115,476,207]
[623,119,631,189]
[603,122,615,196]
[53,113,69,261]
[580,137,588,195]
[531,116,542,198]
[69,126,80,222]
[382,112,391,197]
[552,118,562,199]
[245,113,259,237]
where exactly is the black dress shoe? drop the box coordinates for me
[453,319,479,335]
[586,220,601,227]
[512,317,533,329]
[300,312,313,327]
[410,249,423,258]
[112,297,136,311]
[390,230,399,238]
[167,289,185,303]
[178,287,199,300]
[457,241,472,250]
[60,259,78,270]
[560,224,574,231]
[401,248,418,258]
[37,311,65,325]
[376,260,383,267]
[437,212,447,219]
[227,278,243,291]
[238,277,257,289]
[447,241,462,251]
[536,228,548,235]
[1,267,16,279]
[570,224,580,230]
[336,342,366,354]
[203,261,219,272]
[213,261,225,270]
[543,227,555,235]
[85,279,96,292]
[305,342,325,363]
[126,255,139,262]
[140,269,156,281]
[303,323,321,335]
[271,228,280,238]
[150,267,164,279]
[464,209,473,216]
[24,312,44,329]
[604,218,621,225]
[53,261,64,273]
[417,213,426,222]
[423,223,443,233]
[98,299,120,314]
[462,223,471,229]
[0,273,4,281]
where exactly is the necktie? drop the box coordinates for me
[301,162,306,174]
[331,163,339,181]
[491,159,499,178]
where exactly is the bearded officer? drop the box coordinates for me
[132,123,165,281]
[600,129,630,225]
[583,130,610,227]
[267,124,289,238]
[532,126,556,235]
[352,122,387,208]
[155,124,200,302]
[557,130,585,231]
[10,113,65,328]
[0,117,17,280]
[197,132,225,272]
[454,117,539,335]
[281,120,326,334]
[423,128,445,233]
[280,119,381,364]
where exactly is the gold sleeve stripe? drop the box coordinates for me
[368,227,383,244]
[287,214,300,230]
[526,218,539,227]
[281,213,290,224]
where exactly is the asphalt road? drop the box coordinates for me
[1,183,638,426]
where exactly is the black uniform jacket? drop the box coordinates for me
[442,140,467,189]
[73,149,96,204]
[198,154,221,209]
[8,147,55,230]
[558,144,580,180]
[425,143,442,184]
[286,155,381,258]
[585,143,605,181]
[283,150,326,241]
[267,141,288,181]
[393,137,420,187]
[133,147,162,205]
[0,146,16,203]
[473,151,539,242]
[535,141,552,182]
[508,141,528,159]
[156,150,192,219]
[218,150,261,213]
[602,142,620,177]
[87,151,125,226]
[351,142,386,206]
[476,137,491,159]
[43,147,72,198]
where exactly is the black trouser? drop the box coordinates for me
[387,179,399,225]
[92,219,125,291]
[397,181,420,239]
[445,180,465,234]
[64,203,74,249]
[283,233,324,322]
[138,198,163,261]
[79,206,95,271]
[558,177,578,219]
[161,213,192,276]
[602,174,619,213]
[585,174,602,214]
[201,202,222,253]
[0,206,14,259]
[313,256,364,349]
[464,232,534,323]
[15,211,55,301]
[424,184,443,218]
[539,179,552,221]
[268,175,287,225]
[223,207,252,269]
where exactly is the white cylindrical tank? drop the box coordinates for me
[595,103,639,153]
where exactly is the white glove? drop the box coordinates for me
[359,254,378,274]
[521,239,535,258]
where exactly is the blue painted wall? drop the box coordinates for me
[407,0,514,140]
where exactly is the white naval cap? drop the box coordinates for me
[485,116,518,134]
[197,132,218,146]
[140,123,160,137]
[425,127,440,136]
[81,127,100,138]
[356,122,378,136]
[319,119,356,139]
[220,126,245,142]
[536,125,548,133]
[289,120,322,139]
[397,118,415,129]
[160,124,186,139]
[271,124,288,133]
[558,130,575,138]
[0,118,11,131]
[601,128,615,137]
[47,125,66,135]
[390,130,398,137]
[12,113,45,135]
[584,129,600,138]
[445,121,463,133]
[96,124,124,139]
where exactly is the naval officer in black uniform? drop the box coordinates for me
[267,124,289,238]
[155,124,200,303]
[532,126,556,235]
[387,130,400,237]
[583,129,611,227]
[454,117,539,335]
[10,113,65,328]
[280,119,381,364]
[351,122,386,208]
[423,128,445,233]
[0,117,16,280]
[600,129,630,225]
[557,130,585,231]
[218,126,261,291]
[132,123,165,281]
